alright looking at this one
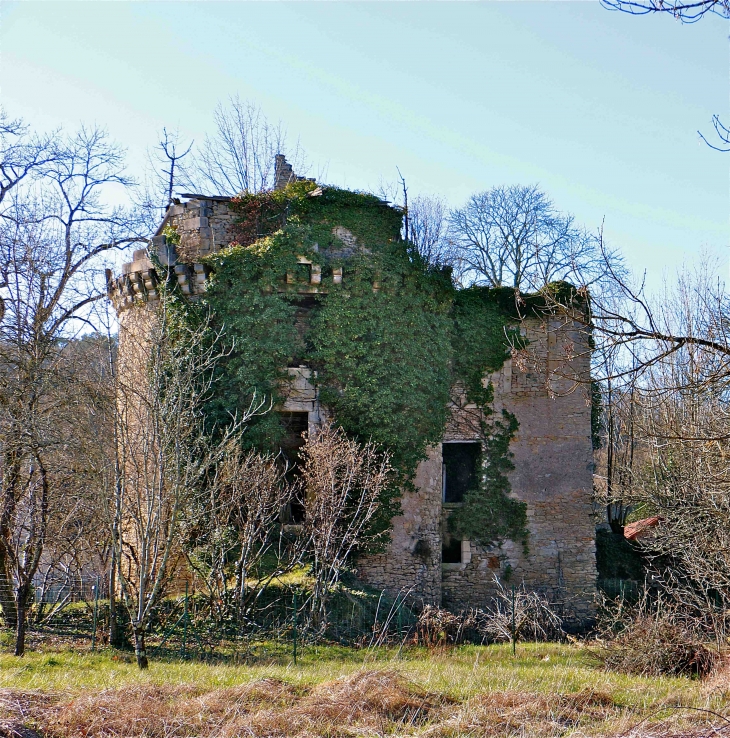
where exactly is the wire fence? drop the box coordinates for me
[597,577,642,602]
[0,571,593,660]
[0,572,422,661]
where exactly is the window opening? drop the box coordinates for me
[279,411,309,523]
[442,442,480,504]
[292,295,319,361]
[294,262,311,283]
[442,537,462,564]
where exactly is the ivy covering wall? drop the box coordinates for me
[163,181,583,550]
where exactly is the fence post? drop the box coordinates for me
[397,597,403,660]
[511,585,516,657]
[91,576,100,652]
[292,590,298,665]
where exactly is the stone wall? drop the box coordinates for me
[156,197,235,262]
[359,316,597,626]
[110,189,597,626]
[357,446,443,606]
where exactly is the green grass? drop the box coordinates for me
[0,641,704,709]
[2,642,726,737]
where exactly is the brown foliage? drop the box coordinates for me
[598,610,719,678]
[6,673,729,738]
[44,680,297,738]
[424,689,618,737]
[415,605,479,649]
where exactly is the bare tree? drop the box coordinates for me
[0,109,57,207]
[186,96,305,196]
[0,121,143,656]
[408,194,456,269]
[561,256,730,640]
[600,0,728,150]
[448,185,605,291]
[593,347,640,532]
[32,334,116,626]
[617,367,730,639]
[299,421,391,632]
[187,446,295,623]
[699,115,730,152]
[601,0,728,22]
[136,128,194,233]
[582,248,730,390]
[114,298,264,668]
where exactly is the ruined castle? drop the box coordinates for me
[108,157,597,625]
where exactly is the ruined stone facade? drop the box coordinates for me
[109,170,597,627]
[358,321,596,625]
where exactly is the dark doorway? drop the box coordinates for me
[279,411,309,523]
[442,442,480,503]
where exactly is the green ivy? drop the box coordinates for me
[447,409,527,550]
[451,287,516,406]
[445,286,528,549]
[203,227,317,449]
[195,185,539,549]
[310,250,453,481]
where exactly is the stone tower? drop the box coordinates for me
[108,161,597,627]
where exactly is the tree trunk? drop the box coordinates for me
[108,560,121,648]
[133,625,148,669]
[14,593,26,657]
[235,553,247,622]
[0,549,17,628]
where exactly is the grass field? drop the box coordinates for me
[0,640,728,736]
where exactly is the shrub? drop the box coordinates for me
[597,595,720,677]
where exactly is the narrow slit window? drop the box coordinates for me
[442,442,480,504]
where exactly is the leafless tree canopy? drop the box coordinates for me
[136,128,194,233]
[698,114,730,153]
[0,114,144,656]
[447,185,606,291]
[601,0,728,21]
[300,421,391,631]
[407,194,452,268]
[187,446,295,623]
[114,300,264,668]
[600,0,728,153]
[185,96,305,196]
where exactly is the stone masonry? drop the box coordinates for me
[109,165,597,627]
[358,318,596,625]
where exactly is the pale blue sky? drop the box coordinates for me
[2,2,728,287]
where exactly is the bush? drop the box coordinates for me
[415,605,479,649]
[479,580,564,643]
[597,596,720,678]
[414,582,564,649]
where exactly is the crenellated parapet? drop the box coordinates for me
[106,248,212,313]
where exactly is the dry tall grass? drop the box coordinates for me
[0,667,727,738]
[0,641,727,738]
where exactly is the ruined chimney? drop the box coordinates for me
[274,154,295,191]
